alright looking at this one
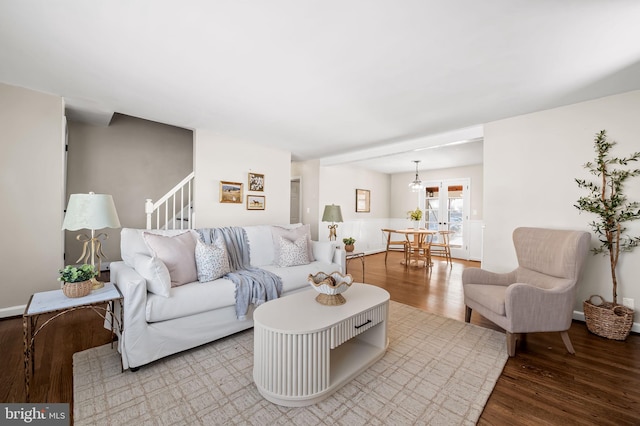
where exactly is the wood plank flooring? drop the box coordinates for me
[1,252,638,425]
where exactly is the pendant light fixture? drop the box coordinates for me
[408,160,424,192]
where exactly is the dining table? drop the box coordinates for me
[393,228,437,267]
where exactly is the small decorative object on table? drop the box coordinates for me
[407,207,422,229]
[58,264,97,298]
[342,237,356,252]
[308,271,354,305]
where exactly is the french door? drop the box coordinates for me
[423,178,470,259]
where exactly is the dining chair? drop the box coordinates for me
[429,230,452,265]
[404,231,432,268]
[381,229,407,265]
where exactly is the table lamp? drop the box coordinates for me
[62,192,121,289]
[322,204,343,241]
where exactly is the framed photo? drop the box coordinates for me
[247,195,265,210]
[356,189,370,212]
[248,172,265,191]
[220,181,243,203]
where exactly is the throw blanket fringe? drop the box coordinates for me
[198,227,283,320]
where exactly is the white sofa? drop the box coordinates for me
[109,224,345,370]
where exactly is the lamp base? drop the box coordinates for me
[328,224,338,241]
[91,277,104,290]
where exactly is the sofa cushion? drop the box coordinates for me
[262,260,338,294]
[244,225,275,266]
[146,278,236,322]
[121,228,198,267]
[195,238,231,282]
[275,235,310,267]
[311,241,337,264]
[143,231,197,287]
[134,254,171,297]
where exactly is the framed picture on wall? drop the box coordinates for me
[248,172,265,191]
[220,181,243,203]
[356,189,370,212]
[247,195,265,210]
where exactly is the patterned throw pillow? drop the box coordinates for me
[195,237,231,283]
[271,225,315,263]
[276,235,310,267]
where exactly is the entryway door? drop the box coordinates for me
[423,178,470,259]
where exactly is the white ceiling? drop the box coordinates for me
[2,1,640,173]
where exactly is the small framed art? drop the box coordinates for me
[355,188,370,212]
[247,195,265,210]
[220,181,243,203]
[248,173,265,191]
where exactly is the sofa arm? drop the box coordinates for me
[333,247,346,274]
[110,261,150,365]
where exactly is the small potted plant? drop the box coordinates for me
[342,237,356,252]
[575,129,640,340]
[58,264,97,298]
[407,207,423,229]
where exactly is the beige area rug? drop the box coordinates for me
[73,301,508,425]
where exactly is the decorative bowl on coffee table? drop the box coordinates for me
[307,271,353,305]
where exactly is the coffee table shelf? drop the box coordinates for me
[253,283,390,407]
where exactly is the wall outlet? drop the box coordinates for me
[622,298,634,310]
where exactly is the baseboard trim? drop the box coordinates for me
[0,305,25,319]
[573,310,640,334]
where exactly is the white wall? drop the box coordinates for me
[484,90,640,323]
[194,129,291,227]
[0,83,64,314]
[318,164,391,252]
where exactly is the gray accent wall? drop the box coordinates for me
[65,113,193,265]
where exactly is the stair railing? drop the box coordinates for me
[145,172,195,230]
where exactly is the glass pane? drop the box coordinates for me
[447,185,464,247]
[425,188,439,231]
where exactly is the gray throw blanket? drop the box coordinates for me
[197,227,283,320]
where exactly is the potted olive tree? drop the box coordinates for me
[575,130,640,340]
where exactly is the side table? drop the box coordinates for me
[23,282,123,402]
[345,251,365,280]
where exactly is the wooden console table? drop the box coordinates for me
[253,283,389,407]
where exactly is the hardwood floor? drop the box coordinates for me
[1,252,638,425]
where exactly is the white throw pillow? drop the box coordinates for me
[311,241,337,264]
[275,235,310,267]
[143,231,198,287]
[195,238,231,283]
[271,224,315,264]
[134,255,172,297]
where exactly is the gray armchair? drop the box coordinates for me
[463,227,590,356]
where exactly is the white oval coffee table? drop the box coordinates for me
[253,283,390,407]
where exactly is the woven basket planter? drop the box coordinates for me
[583,295,634,341]
[62,280,93,298]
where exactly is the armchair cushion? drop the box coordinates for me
[463,284,507,316]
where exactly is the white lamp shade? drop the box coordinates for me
[62,192,121,231]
